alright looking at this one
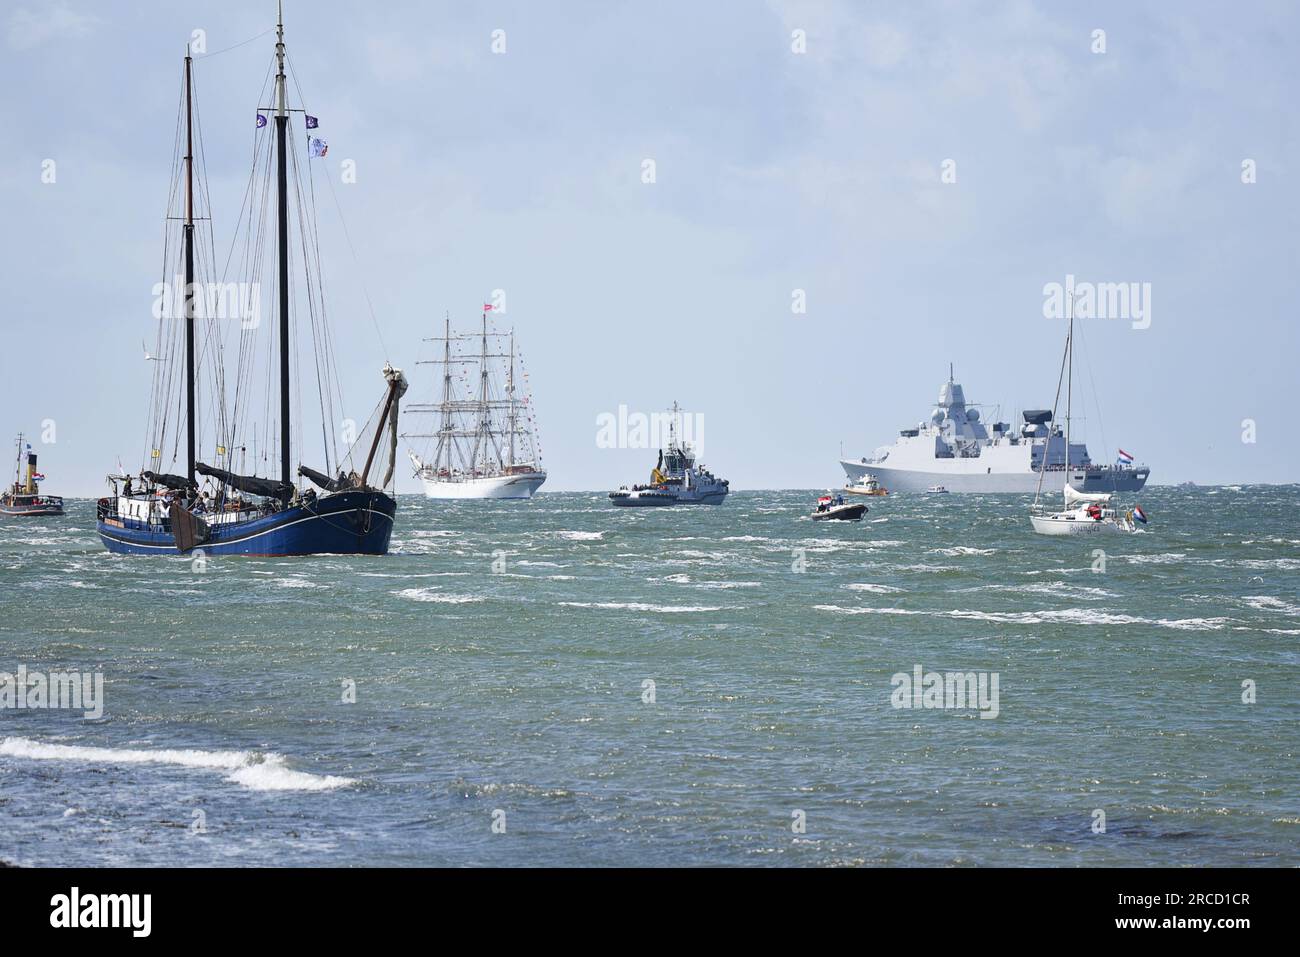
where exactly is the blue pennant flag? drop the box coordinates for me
[305,115,319,129]
[256,113,267,128]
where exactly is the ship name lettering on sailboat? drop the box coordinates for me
[1042,274,1151,329]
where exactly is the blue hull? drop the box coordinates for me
[98,490,396,556]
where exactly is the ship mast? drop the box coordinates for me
[440,313,453,472]
[507,331,516,469]
[183,48,196,486]
[471,306,490,471]
[1065,294,1074,490]
[274,0,291,488]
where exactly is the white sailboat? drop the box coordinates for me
[402,306,546,500]
[1029,295,1145,536]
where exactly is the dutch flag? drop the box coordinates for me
[1117,448,1134,465]
[1133,505,1148,524]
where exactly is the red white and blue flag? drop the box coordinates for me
[1117,448,1134,465]
[32,472,45,481]
[309,137,328,157]
[1133,505,1148,523]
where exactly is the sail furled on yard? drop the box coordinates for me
[195,462,292,502]
[297,464,355,492]
[143,471,198,491]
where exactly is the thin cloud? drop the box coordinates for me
[7,4,101,51]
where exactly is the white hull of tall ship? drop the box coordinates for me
[416,470,546,500]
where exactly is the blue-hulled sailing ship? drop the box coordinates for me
[98,6,405,556]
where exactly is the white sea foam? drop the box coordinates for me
[845,583,904,594]
[276,577,323,589]
[558,601,726,613]
[1236,558,1300,570]
[555,530,604,541]
[928,546,997,557]
[393,588,484,604]
[1241,595,1300,616]
[813,604,921,616]
[0,737,354,792]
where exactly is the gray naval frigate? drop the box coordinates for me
[840,370,1149,494]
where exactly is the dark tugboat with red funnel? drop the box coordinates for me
[1,435,64,517]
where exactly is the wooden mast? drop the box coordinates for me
[274,0,291,489]
[183,49,196,487]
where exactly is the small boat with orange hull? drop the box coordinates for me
[844,475,888,496]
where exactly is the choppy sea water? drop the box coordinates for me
[1,486,1297,867]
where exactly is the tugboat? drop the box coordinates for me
[609,403,729,507]
[811,493,866,522]
[1,435,64,517]
[844,474,888,496]
[96,7,406,556]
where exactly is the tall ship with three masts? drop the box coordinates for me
[403,306,546,500]
[97,4,406,555]
[1,435,64,517]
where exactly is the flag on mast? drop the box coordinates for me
[309,137,328,157]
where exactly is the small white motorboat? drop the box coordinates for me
[926,485,949,494]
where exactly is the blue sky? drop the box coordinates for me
[2,0,1296,494]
